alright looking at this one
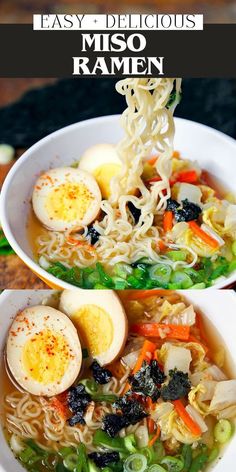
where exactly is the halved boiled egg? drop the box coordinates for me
[79,144,121,199]
[6,305,82,396]
[59,290,128,365]
[32,167,101,231]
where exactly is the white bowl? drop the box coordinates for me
[0,115,236,289]
[0,289,236,471]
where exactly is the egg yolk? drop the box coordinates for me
[45,182,94,222]
[93,164,121,199]
[71,304,113,356]
[22,330,71,384]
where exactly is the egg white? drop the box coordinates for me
[32,167,101,231]
[59,290,128,366]
[6,305,82,396]
[79,143,120,173]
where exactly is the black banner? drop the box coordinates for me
[0,24,235,77]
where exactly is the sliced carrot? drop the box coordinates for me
[176,170,198,184]
[188,221,219,249]
[127,290,169,300]
[148,426,161,447]
[147,156,158,166]
[147,417,156,434]
[173,400,202,436]
[123,340,156,393]
[173,150,180,158]
[163,211,173,232]
[133,340,157,374]
[157,240,167,252]
[146,176,162,184]
[153,350,159,361]
[131,323,190,341]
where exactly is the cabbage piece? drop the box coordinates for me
[210,380,236,412]
[198,185,215,204]
[172,415,202,444]
[122,349,140,370]
[225,203,236,239]
[151,402,176,440]
[204,365,227,381]
[185,405,208,433]
[217,405,236,419]
[163,344,192,376]
[158,300,187,323]
[188,384,210,416]
[170,221,219,258]
[198,381,217,401]
[177,183,202,205]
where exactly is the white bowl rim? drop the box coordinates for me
[1,114,236,290]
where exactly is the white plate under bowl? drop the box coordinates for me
[0,115,236,289]
[0,289,236,471]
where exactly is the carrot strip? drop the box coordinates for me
[127,290,169,300]
[147,417,155,434]
[131,323,190,341]
[157,240,167,252]
[176,170,198,184]
[147,156,158,166]
[173,150,180,158]
[123,340,156,394]
[148,426,161,447]
[133,340,157,374]
[188,221,219,249]
[163,211,173,232]
[173,400,202,436]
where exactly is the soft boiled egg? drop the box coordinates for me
[6,305,82,396]
[60,290,128,365]
[79,144,121,199]
[32,167,102,231]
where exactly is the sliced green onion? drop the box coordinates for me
[189,453,208,472]
[93,430,126,452]
[148,465,166,472]
[152,440,165,462]
[124,434,137,453]
[214,419,232,444]
[63,453,78,471]
[0,144,14,164]
[112,276,129,290]
[170,271,193,289]
[148,264,172,286]
[19,447,35,463]
[167,250,186,261]
[207,446,219,463]
[59,447,75,458]
[139,447,154,464]
[56,463,68,472]
[80,379,98,394]
[113,263,133,279]
[232,241,236,256]
[91,393,118,403]
[191,282,206,289]
[94,283,108,289]
[124,453,147,472]
[161,455,184,471]
[182,444,192,471]
[127,275,144,289]
[96,262,114,288]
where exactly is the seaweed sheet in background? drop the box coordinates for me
[0,78,236,149]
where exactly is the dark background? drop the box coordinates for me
[0,78,235,148]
